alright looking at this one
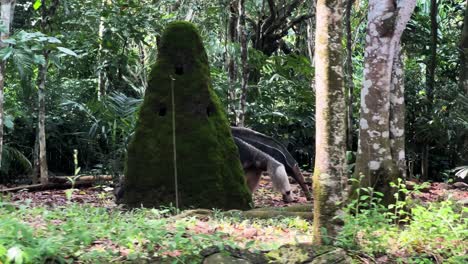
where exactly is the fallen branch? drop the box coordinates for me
[50,175,113,183]
[171,209,214,220]
[169,205,313,221]
[0,181,100,193]
[0,175,114,193]
[249,204,313,212]
[235,210,312,220]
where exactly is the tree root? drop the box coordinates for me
[249,204,313,212]
[236,210,312,220]
[170,209,214,220]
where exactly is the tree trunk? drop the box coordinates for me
[237,0,248,126]
[35,0,58,185]
[37,51,49,185]
[421,145,429,181]
[97,0,109,100]
[345,0,355,152]
[0,0,16,170]
[459,1,468,162]
[390,46,406,179]
[227,0,239,125]
[0,61,5,171]
[312,0,346,245]
[353,0,416,206]
[32,131,39,184]
[427,0,437,103]
[461,2,468,95]
[420,0,438,181]
[306,2,316,92]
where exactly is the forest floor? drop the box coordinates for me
[2,174,313,208]
[1,176,467,263]
[3,175,467,208]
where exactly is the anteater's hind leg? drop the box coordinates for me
[245,168,262,193]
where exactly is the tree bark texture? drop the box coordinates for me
[36,0,59,184]
[306,1,316,92]
[460,1,468,160]
[345,0,355,152]
[354,0,416,206]
[312,0,346,245]
[390,46,406,179]
[461,2,468,95]
[0,0,16,170]
[227,0,239,125]
[97,0,110,100]
[237,0,248,126]
[37,51,49,185]
[427,0,437,103]
[420,0,438,181]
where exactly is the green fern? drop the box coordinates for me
[1,144,32,176]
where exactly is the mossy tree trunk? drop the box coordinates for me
[0,0,16,171]
[353,0,416,206]
[312,0,346,245]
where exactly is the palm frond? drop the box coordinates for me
[453,166,468,180]
[1,144,32,175]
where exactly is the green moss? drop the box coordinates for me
[121,21,252,210]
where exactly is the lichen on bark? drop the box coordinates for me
[312,0,347,245]
[120,21,252,210]
[353,0,416,206]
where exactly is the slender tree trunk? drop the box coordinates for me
[0,0,16,170]
[32,131,39,183]
[184,2,196,22]
[37,51,49,184]
[421,0,438,181]
[227,0,239,125]
[461,2,468,95]
[421,146,429,181]
[97,0,108,100]
[35,0,59,184]
[345,0,355,152]
[237,0,248,126]
[460,1,468,162]
[427,0,437,103]
[312,0,346,245]
[0,62,5,170]
[306,1,316,92]
[353,0,416,206]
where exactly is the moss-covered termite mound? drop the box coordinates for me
[120,21,252,209]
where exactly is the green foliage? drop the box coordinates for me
[404,0,467,179]
[62,92,141,177]
[0,144,32,182]
[0,30,77,78]
[0,201,312,263]
[337,178,467,261]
